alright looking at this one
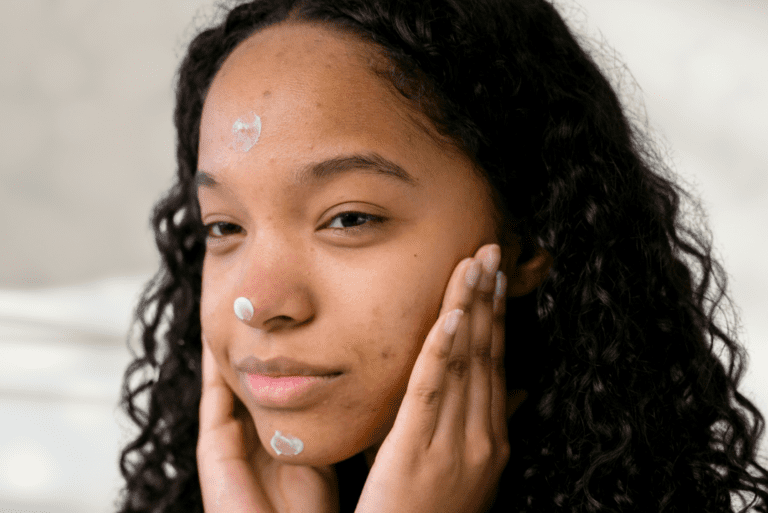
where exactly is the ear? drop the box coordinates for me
[500,242,553,298]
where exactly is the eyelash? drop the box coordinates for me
[203,211,387,239]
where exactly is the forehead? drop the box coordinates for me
[196,21,491,215]
[200,22,433,158]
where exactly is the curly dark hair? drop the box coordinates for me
[115,0,768,511]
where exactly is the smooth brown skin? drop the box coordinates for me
[196,21,553,513]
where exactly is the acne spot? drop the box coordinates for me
[380,348,393,360]
[263,90,272,98]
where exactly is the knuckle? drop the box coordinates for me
[455,295,474,314]
[414,386,442,406]
[468,438,510,470]
[476,288,495,303]
[471,438,494,464]
[196,435,217,462]
[431,343,452,362]
[446,355,470,378]
[472,345,493,367]
[498,440,511,466]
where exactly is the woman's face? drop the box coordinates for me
[198,22,505,467]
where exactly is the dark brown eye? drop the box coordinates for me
[205,222,242,238]
[325,211,387,233]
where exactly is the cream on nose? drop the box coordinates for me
[234,297,254,321]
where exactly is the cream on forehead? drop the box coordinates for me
[270,430,304,456]
[231,112,262,152]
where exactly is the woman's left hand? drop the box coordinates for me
[355,244,510,513]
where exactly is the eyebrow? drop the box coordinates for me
[196,152,419,191]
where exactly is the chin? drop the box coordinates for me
[256,425,369,467]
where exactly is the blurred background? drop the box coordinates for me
[0,0,766,511]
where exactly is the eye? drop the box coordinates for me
[203,212,386,242]
[324,211,387,234]
[204,221,242,239]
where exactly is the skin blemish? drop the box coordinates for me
[270,430,304,456]
[231,112,262,152]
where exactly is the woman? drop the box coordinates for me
[117,0,768,511]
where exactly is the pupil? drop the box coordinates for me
[343,213,362,227]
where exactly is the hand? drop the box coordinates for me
[197,335,339,513]
[355,244,509,513]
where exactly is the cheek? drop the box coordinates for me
[352,290,438,403]
[200,284,215,327]
[200,259,217,316]
[372,257,445,359]
[371,289,434,358]
[200,267,235,346]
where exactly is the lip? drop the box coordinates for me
[235,355,342,377]
[236,356,343,409]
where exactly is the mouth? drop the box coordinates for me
[240,373,343,409]
[235,355,343,377]
[235,355,344,409]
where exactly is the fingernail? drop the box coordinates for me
[493,271,507,314]
[482,245,501,274]
[477,246,500,291]
[444,308,464,335]
[465,259,481,289]
[495,270,507,298]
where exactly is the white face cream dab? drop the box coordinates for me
[231,112,262,152]
[270,430,304,456]
[233,297,254,322]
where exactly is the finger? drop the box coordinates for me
[464,245,501,441]
[390,257,477,447]
[391,308,464,448]
[198,337,272,513]
[199,335,236,436]
[201,339,259,456]
[438,256,476,316]
[490,269,509,444]
[433,244,498,449]
[431,257,484,445]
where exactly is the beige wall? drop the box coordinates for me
[0,0,213,287]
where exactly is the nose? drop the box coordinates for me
[233,236,314,332]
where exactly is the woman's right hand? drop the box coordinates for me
[197,336,339,513]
